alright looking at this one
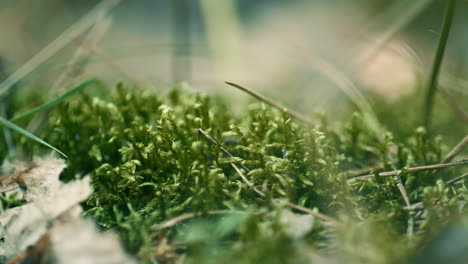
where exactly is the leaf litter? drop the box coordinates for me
[0,157,136,264]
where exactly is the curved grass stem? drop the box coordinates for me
[423,0,456,129]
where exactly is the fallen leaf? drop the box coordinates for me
[0,157,136,263]
[49,217,136,264]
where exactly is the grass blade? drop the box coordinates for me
[423,0,456,129]
[10,78,96,123]
[0,117,67,158]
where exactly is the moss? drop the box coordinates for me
[1,82,467,263]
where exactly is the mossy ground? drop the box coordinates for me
[1,82,467,264]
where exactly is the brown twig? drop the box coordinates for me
[404,202,424,211]
[364,135,467,209]
[285,202,337,224]
[346,165,382,177]
[446,172,468,185]
[158,210,228,230]
[198,128,337,225]
[230,163,265,198]
[197,128,250,172]
[225,82,315,127]
[349,160,468,180]
[442,135,468,163]
[403,171,468,211]
[396,183,411,207]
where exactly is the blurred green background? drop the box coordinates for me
[0,0,467,133]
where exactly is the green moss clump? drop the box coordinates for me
[1,82,466,263]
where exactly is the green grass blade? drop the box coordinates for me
[0,116,67,158]
[10,78,96,122]
[423,0,456,129]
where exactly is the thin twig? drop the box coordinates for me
[233,163,336,224]
[346,165,382,178]
[158,210,228,230]
[446,172,468,185]
[394,172,412,208]
[350,160,468,180]
[197,128,250,172]
[442,135,468,163]
[423,0,456,128]
[285,202,337,224]
[403,171,468,211]
[396,182,411,207]
[225,82,315,127]
[230,163,265,198]
[404,202,423,211]
[198,128,337,225]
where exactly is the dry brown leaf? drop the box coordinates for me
[0,157,136,263]
[0,162,39,188]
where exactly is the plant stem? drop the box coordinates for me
[198,128,250,172]
[404,171,468,210]
[350,160,468,180]
[225,82,315,127]
[158,210,229,230]
[442,135,468,163]
[446,172,468,185]
[423,0,456,129]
